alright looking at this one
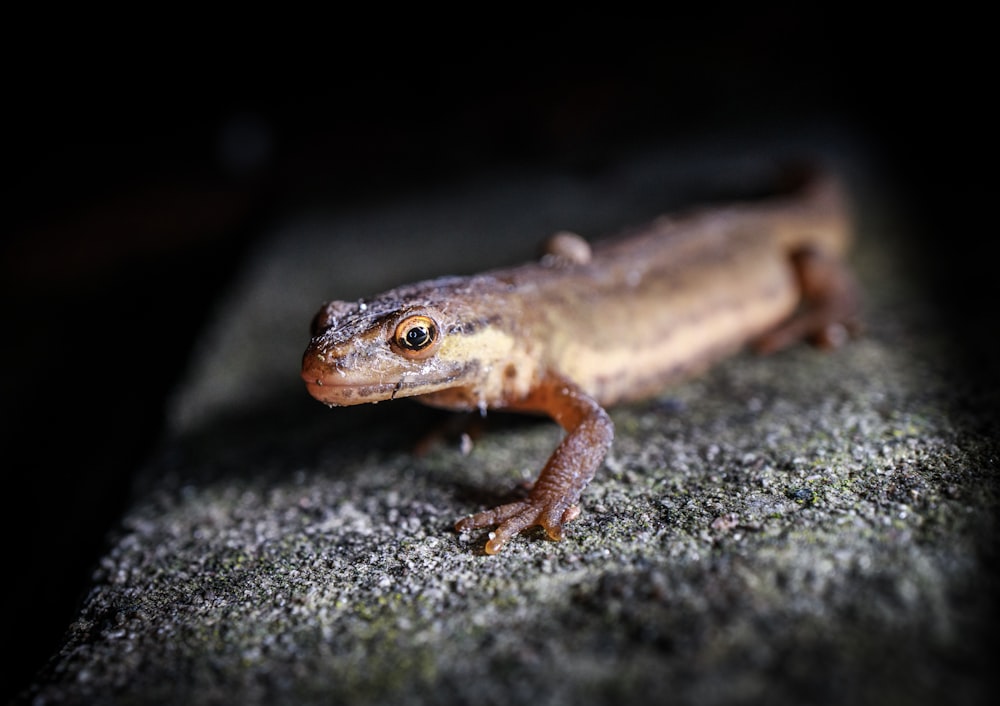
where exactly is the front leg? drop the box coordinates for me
[455,373,614,554]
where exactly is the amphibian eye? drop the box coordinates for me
[392,314,440,358]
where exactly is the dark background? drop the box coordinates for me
[2,16,987,702]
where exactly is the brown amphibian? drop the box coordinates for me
[301,170,859,554]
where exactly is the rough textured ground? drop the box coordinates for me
[17,134,998,705]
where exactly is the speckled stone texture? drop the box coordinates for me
[18,134,997,706]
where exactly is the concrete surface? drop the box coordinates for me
[16,133,998,705]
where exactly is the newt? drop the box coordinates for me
[301,169,859,554]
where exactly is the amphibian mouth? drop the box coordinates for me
[301,169,859,554]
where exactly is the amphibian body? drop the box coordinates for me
[301,170,859,554]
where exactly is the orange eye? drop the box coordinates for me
[392,315,440,358]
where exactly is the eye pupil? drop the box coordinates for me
[405,326,430,348]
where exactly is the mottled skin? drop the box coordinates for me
[302,171,859,554]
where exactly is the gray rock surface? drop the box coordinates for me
[19,133,997,705]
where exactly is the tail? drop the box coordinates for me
[768,162,852,256]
